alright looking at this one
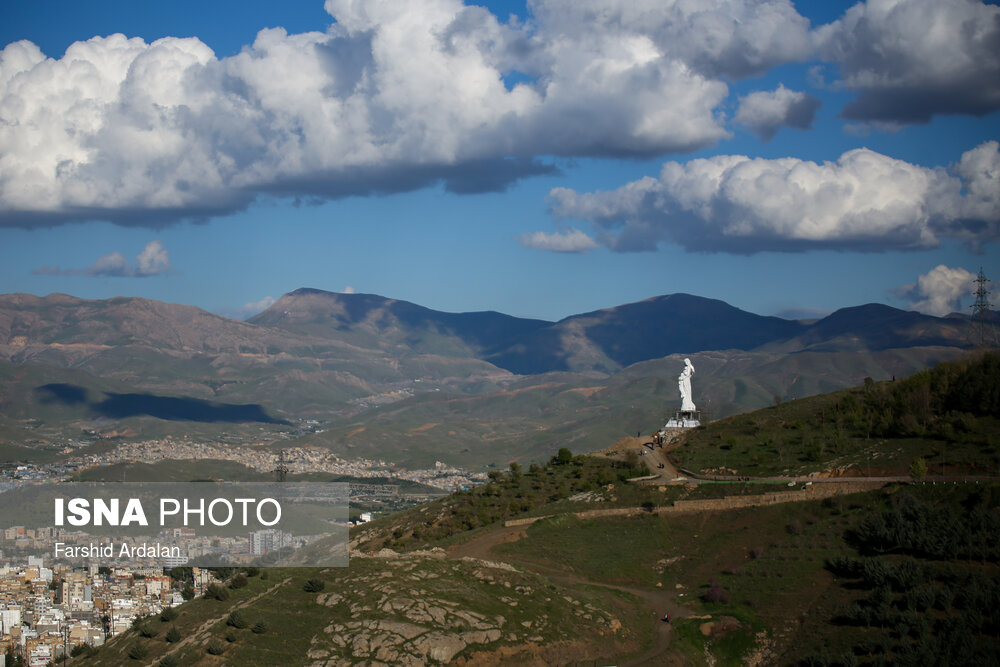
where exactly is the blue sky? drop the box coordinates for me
[0,0,997,321]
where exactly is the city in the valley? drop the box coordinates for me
[0,434,482,664]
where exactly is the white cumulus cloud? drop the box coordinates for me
[814,0,1000,123]
[953,141,1000,231]
[542,141,1000,254]
[893,265,976,316]
[233,296,277,320]
[519,228,598,253]
[529,0,812,79]
[0,0,822,228]
[216,296,276,320]
[4,0,990,228]
[135,240,171,276]
[734,84,820,141]
[32,240,173,277]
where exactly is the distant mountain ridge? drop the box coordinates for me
[0,289,977,377]
[248,288,551,359]
[247,288,971,374]
[484,293,806,374]
[763,303,971,353]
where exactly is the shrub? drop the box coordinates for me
[181,584,195,600]
[245,567,260,578]
[701,586,730,603]
[158,656,179,667]
[909,457,928,480]
[229,573,248,589]
[225,630,238,643]
[226,610,248,629]
[303,578,326,593]
[165,626,181,643]
[252,621,268,634]
[160,607,178,622]
[127,644,148,660]
[70,644,94,657]
[787,519,804,535]
[206,640,226,655]
[205,583,229,601]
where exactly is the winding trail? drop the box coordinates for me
[448,524,687,665]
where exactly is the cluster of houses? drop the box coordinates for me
[0,556,217,666]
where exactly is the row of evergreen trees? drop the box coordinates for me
[807,487,1000,667]
[846,490,1000,561]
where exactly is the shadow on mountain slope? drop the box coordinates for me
[35,382,89,405]
[34,383,290,424]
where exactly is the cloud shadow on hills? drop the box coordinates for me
[35,383,290,425]
[35,383,89,405]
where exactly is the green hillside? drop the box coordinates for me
[70,474,1000,665]
[677,351,1000,478]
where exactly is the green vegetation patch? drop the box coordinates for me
[678,352,1000,478]
[499,514,675,587]
[353,452,648,552]
[801,484,1000,666]
[497,490,886,664]
[73,558,647,667]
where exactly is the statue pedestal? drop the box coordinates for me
[664,410,701,429]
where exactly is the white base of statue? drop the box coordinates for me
[664,410,701,429]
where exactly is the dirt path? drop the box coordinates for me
[448,524,686,665]
[640,442,682,481]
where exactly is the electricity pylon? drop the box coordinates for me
[970,267,998,348]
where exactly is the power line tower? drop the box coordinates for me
[274,449,289,483]
[272,449,290,564]
[969,266,998,348]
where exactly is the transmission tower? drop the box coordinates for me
[271,449,291,565]
[969,267,998,348]
[274,449,290,483]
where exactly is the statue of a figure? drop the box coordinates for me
[678,358,695,411]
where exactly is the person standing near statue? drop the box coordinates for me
[678,358,695,412]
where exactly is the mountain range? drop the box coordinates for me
[248,288,973,373]
[0,288,985,466]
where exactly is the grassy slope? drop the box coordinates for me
[84,484,987,666]
[77,561,649,666]
[496,494,876,663]
[676,353,1000,478]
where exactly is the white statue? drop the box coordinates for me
[678,358,695,411]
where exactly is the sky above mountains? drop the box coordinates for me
[1,0,998,321]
